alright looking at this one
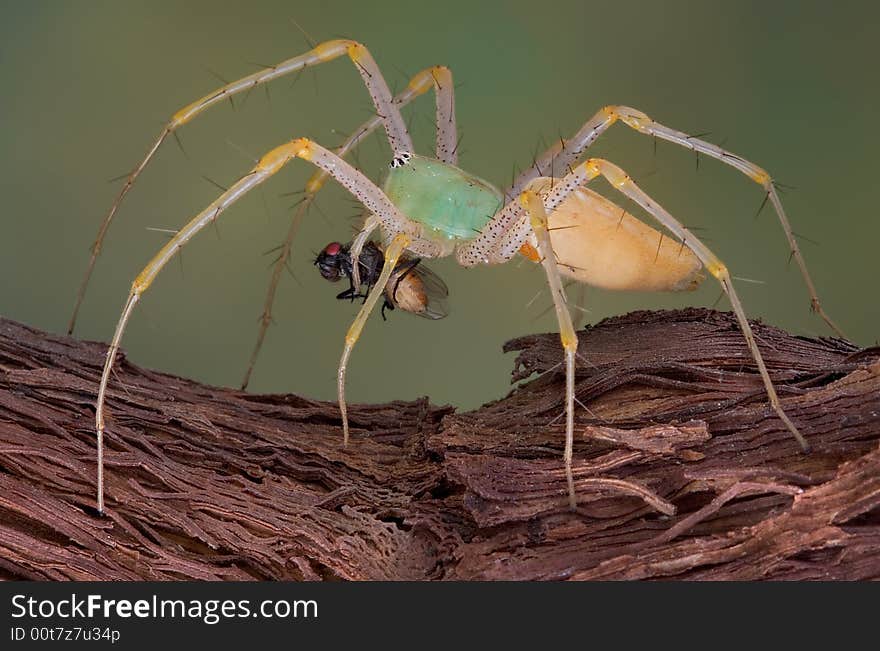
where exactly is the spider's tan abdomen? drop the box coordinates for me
[526,178,704,292]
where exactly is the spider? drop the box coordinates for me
[71,39,843,514]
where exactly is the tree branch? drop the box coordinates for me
[1,309,878,580]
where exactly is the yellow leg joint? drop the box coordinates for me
[616,106,653,133]
[706,260,729,280]
[583,159,603,179]
[305,172,327,194]
[749,168,771,185]
[429,66,451,87]
[132,274,150,295]
[560,329,579,351]
[257,138,312,174]
[408,69,434,93]
[171,104,196,128]
[290,137,313,160]
[521,191,547,233]
[312,39,354,62]
[346,42,367,62]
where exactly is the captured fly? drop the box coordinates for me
[315,241,449,320]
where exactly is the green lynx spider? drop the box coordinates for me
[69,39,842,514]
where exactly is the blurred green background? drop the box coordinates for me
[1,0,877,411]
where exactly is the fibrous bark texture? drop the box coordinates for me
[0,309,878,580]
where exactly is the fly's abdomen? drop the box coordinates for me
[383,155,502,241]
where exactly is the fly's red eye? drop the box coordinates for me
[324,242,342,256]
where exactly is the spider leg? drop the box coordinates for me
[337,233,410,444]
[70,39,415,335]
[241,66,456,389]
[349,215,380,295]
[515,159,809,453]
[456,193,528,267]
[95,138,422,514]
[507,105,843,337]
[428,66,457,164]
[520,190,578,510]
[301,64,457,202]
[585,158,809,450]
[613,106,841,337]
[506,107,616,198]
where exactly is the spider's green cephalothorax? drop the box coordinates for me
[383,154,502,241]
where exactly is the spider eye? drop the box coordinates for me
[389,152,413,168]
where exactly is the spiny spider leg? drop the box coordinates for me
[521,190,578,509]
[507,106,843,337]
[428,66,458,165]
[337,233,410,445]
[241,65,457,389]
[570,158,810,451]
[513,159,810,509]
[349,215,380,292]
[95,138,430,514]
[507,107,616,196]
[70,39,412,335]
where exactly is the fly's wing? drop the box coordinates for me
[387,258,450,320]
[410,263,449,320]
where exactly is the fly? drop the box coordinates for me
[315,240,449,320]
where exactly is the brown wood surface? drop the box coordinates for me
[1,309,878,580]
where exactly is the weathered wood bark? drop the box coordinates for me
[1,309,878,580]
